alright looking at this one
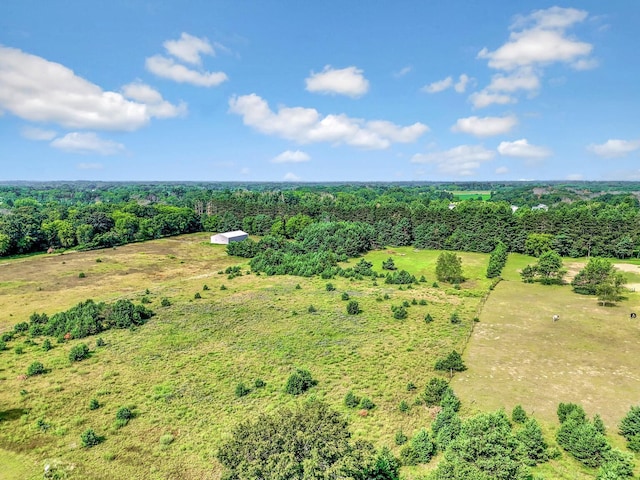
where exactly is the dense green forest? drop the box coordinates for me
[1,181,639,259]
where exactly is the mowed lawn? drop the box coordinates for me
[453,253,640,431]
[0,237,486,479]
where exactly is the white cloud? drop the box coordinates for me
[163,33,215,65]
[51,132,125,155]
[452,115,518,137]
[393,66,413,78]
[454,74,471,93]
[497,139,551,158]
[572,58,599,71]
[411,145,495,176]
[21,126,57,141]
[122,81,187,118]
[272,150,310,163]
[146,55,228,87]
[487,68,540,92]
[469,91,515,109]
[77,162,103,170]
[422,76,452,94]
[587,139,640,158]
[228,93,428,149]
[305,66,369,98]
[283,172,301,181]
[478,6,593,71]
[0,46,182,131]
[495,166,509,174]
[566,173,584,180]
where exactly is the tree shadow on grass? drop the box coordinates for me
[0,408,27,422]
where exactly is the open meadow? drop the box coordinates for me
[0,234,490,479]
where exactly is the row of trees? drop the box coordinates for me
[2,183,640,259]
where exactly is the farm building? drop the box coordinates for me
[210,230,248,244]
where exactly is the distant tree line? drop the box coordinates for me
[1,182,640,259]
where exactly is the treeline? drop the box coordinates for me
[1,183,640,259]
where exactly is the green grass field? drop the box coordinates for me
[449,190,492,201]
[1,237,639,478]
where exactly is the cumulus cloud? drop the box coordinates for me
[478,7,592,70]
[283,172,301,181]
[587,139,640,158]
[469,91,515,109]
[272,150,310,163]
[454,74,471,93]
[411,145,495,176]
[497,139,551,158]
[146,55,228,87]
[471,7,594,108]
[163,32,215,65]
[51,132,125,155]
[228,93,428,149]
[122,81,187,118]
[422,76,453,93]
[452,115,518,137]
[0,46,183,131]
[305,66,369,98]
[21,126,57,141]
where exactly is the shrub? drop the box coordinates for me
[341,292,350,301]
[558,402,586,424]
[96,258,102,263]
[434,350,466,372]
[557,410,610,468]
[285,368,317,395]
[161,297,171,307]
[69,343,90,362]
[517,418,549,466]
[382,258,397,270]
[399,445,420,466]
[392,305,408,320]
[89,398,100,410]
[399,400,410,413]
[383,293,390,300]
[220,284,227,290]
[512,404,528,423]
[424,377,449,406]
[440,389,461,412]
[235,383,250,398]
[424,313,433,323]
[202,284,209,291]
[81,428,102,447]
[344,390,361,408]
[432,282,439,288]
[406,382,417,391]
[14,346,24,354]
[295,284,301,289]
[619,406,640,451]
[597,448,635,479]
[359,397,375,410]
[395,429,408,445]
[194,292,201,299]
[115,407,134,427]
[307,305,317,313]
[449,312,461,324]
[419,275,426,282]
[140,296,151,304]
[419,299,427,305]
[96,337,106,347]
[346,300,360,315]
[14,321,29,334]
[160,433,175,446]
[325,283,335,291]
[431,407,462,451]
[254,379,266,388]
[78,272,86,278]
[410,428,436,464]
[27,361,45,376]
[42,339,52,351]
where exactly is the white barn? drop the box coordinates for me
[210,230,248,244]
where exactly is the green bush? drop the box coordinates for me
[434,350,466,372]
[202,284,209,291]
[161,297,171,307]
[399,445,419,466]
[115,407,134,427]
[96,337,106,347]
[392,305,408,319]
[440,389,461,412]
[285,368,317,395]
[81,428,102,447]
[410,428,436,464]
[27,361,45,376]
[13,321,29,334]
[42,339,52,351]
[399,400,410,413]
[160,433,175,446]
[89,398,100,410]
[254,379,266,388]
[346,300,360,315]
[449,312,461,324]
[424,313,433,323]
[341,292,350,301]
[395,429,408,446]
[194,292,201,299]
[344,390,361,408]
[69,343,90,362]
[78,272,86,278]
[235,383,250,398]
[325,283,335,291]
[424,377,449,406]
[619,406,640,451]
[307,305,317,313]
[220,284,227,290]
[512,404,528,423]
[359,397,375,410]
[406,382,416,391]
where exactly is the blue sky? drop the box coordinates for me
[1,0,639,182]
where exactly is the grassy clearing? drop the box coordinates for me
[453,252,640,475]
[449,190,491,201]
[0,236,485,479]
